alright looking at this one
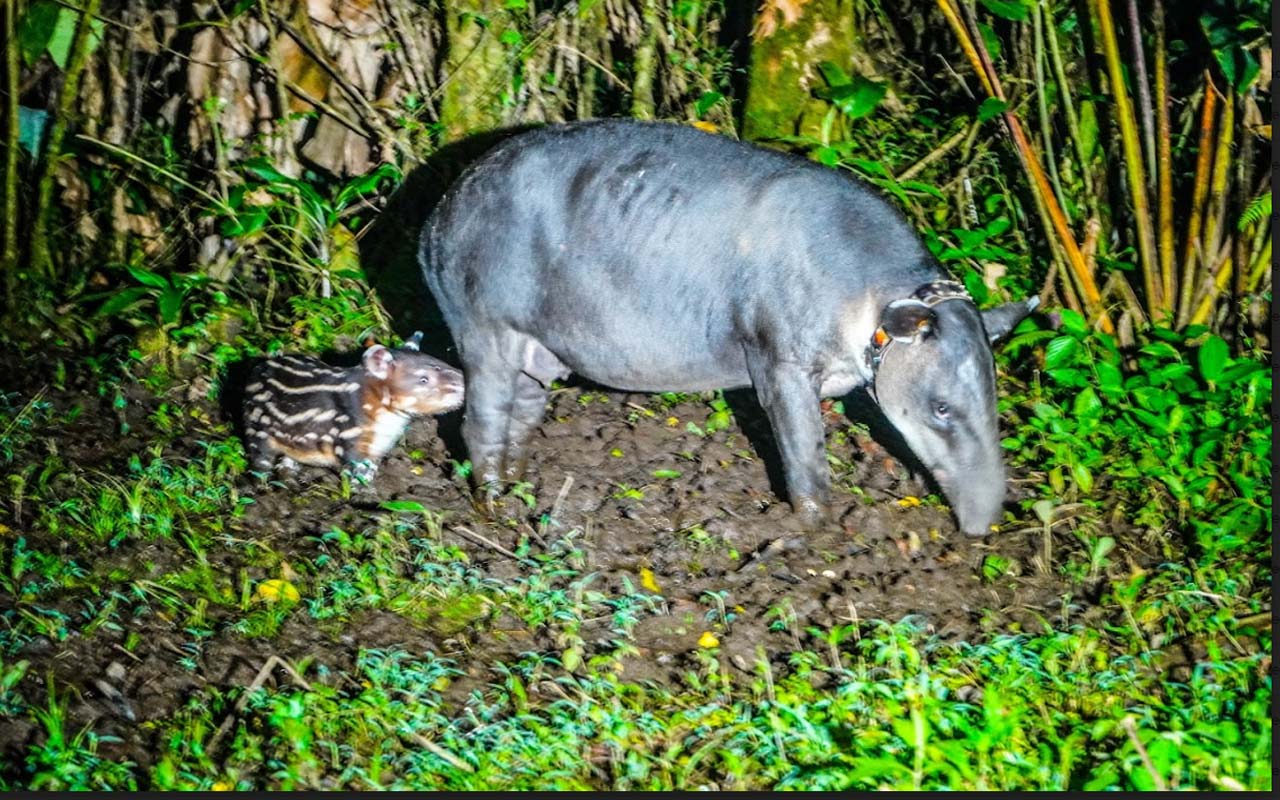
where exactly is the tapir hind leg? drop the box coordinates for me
[502,339,567,483]
[457,328,522,499]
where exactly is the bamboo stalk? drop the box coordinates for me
[1033,2,1068,215]
[1091,0,1160,314]
[1123,0,1156,189]
[938,0,1111,332]
[937,0,995,97]
[1153,0,1174,321]
[1199,91,1234,313]
[2,0,20,305]
[1176,74,1219,327]
[1042,0,1094,202]
[1246,235,1271,294]
[1189,256,1232,327]
[29,0,103,280]
[1231,93,1254,305]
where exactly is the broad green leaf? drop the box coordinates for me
[979,0,1029,21]
[1191,436,1221,467]
[94,286,150,318]
[978,22,1001,61]
[17,1,59,66]
[817,60,852,88]
[695,91,723,118]
[976,97,1009,123]
[1044,336,1080,370]
[1058,308,1088,336]
[1217,360,1265,385]
[1197,335,1229,383]
[126,266,171,290]
[1129,407,1168,434]
[1139,341,1181,361]
[1071,461,1093,494]
[158,287,184,326]
[962,269,989,305]
[1094,360,1123,392]
[817,76,887,120]
[221,207,268,237]
[46,5,89,70]
[1072,386,1102,418]
[241,157,297,186]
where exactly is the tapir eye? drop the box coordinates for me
[933,402,951,420]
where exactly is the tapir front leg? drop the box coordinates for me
[745,350,831,526]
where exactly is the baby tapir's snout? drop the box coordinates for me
[243,332,463,483]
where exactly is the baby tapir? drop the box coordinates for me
[420,120,1037,536]
[242,332,464,483]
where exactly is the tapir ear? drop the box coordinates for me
[880,299,937,341]
[363,345,394,379]
[402,331,424,352]
[981,296,1040,344]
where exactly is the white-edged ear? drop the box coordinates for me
[981,297,1039,344]
[402,331,424,352]
[363,345,394,379]
[880,298,937,341]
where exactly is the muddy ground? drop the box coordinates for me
[0,357,1115,778]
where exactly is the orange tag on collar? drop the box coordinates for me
[873,328,890,347]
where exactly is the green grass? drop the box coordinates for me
[0,323,1270,790]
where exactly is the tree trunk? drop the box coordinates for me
[441,1,510,142]
[742,0,858,143]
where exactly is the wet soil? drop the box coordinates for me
[0,360,1105,779]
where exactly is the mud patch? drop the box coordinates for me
[0,361,1099,783]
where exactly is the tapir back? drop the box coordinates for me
[421,120,936,392]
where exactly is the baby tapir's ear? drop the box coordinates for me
[363,344,395,379]
[402,331,424,352]
[879,299,937,342]
[981,296,1040,344]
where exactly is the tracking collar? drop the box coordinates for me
[865,280,973,374]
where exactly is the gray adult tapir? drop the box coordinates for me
[419,120,1037,536]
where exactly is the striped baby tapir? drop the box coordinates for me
[242,332,464,483]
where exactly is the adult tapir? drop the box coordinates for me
[419,119,1037,536]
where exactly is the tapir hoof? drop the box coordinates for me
[470,480,504,519]
[500,454,529,484]
[791,495,832,529]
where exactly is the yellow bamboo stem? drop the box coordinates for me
[1189,257,1232,327]
[936,0,995,97]
[936,0,1112,333]
[1091,0,1160,314]
[1153,0,1175,322]
[1200,92,1234,299]
[1246,235,1271,294]
[1176,75,1218,328]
